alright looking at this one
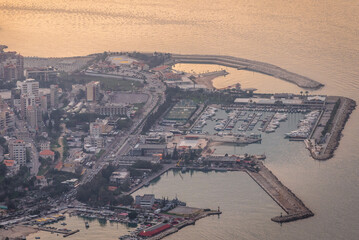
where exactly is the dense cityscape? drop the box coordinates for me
[0,42,355,240]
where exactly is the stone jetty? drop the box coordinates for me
[246,161,314,223]
[171,54,324,89]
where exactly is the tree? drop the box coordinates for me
[118,195,134,205]
[172,146,179,160]
[26,149,31,163]
[54,151,60,161]
[128,211,138,220]
[0,163,7,177]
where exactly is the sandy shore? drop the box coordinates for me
[0,225,38,240]
[172,54,324,89]
[194,70,228,89]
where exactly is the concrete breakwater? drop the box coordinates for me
[310,97,356,160]
[246,162,314,223]
[171,54,324,89]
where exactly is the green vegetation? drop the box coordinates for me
[0,137,8,154]
[37,157,52,176]
[322,99,341,136]
[76,165,134,207]
[0,80,16,90]
[41,170,79,197]
[0,166,35,205]
[164,99,197,125]
[128,52,170,68]
[141,95,171,134]
[62,74,143,91]
[62,138,69,161]
[116,118,132,130]
[167,87,236,104]
[128,211,138,220]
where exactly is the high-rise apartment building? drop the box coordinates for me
[9,139,26,166]
[50,84,59,108]
[0,45,24,81]
[18,78,39,97]
[86,81,101,102]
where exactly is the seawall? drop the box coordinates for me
[310,97,356,160]
[171,54,324,89]
[246,162,314,223]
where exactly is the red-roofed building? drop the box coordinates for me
[4,159,15,167]
[3,160,19,176]
[108,186,118,191]
[131,61,149,71]
[152,65,170,72]
[138,223,172,237]
[39,149,55,160]
[55,161,63,170]
[35,175,48,188]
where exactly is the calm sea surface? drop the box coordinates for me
[2,1,359,239]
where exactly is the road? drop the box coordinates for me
[65,72,166,200]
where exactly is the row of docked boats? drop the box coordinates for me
[263,113,288,133]
[285,110,320,140]
[191,107,218,133]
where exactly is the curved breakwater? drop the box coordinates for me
[171,54,324,89]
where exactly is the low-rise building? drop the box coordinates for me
[95,103,129,116]
[39,149,55,161]
[130,144,167,157]
[110,170,130,185]
[135,194,155,209]
[35,175,49,189]
[3,160,20,176]
[39,141,51,151]
[84,136,104,149]
[24,66,59,82]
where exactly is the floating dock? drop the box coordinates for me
[246,161,314,223]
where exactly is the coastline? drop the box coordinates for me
[0,225,38,239]
[170,54,324,89]
[309,97,356,160]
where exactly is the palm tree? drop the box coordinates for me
[300,91,303,96]
[305,90,309,97]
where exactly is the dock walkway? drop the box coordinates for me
[246,162,314,223]
[124,163,176,195]
[35,227,80,237]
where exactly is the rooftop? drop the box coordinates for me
[39,149,55,156]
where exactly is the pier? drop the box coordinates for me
[308,97,356,160]
[171,54,324,89]
[35,227,80,237]
[246,161,314,223]
[186,134,261,144]
[124,163,176,195]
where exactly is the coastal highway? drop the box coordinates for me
[64,73,166,201]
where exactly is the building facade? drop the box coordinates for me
[9,139,26,166]
[86,81,100,102]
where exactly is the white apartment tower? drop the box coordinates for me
[9,139,27,166]
[86,81,100,102]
